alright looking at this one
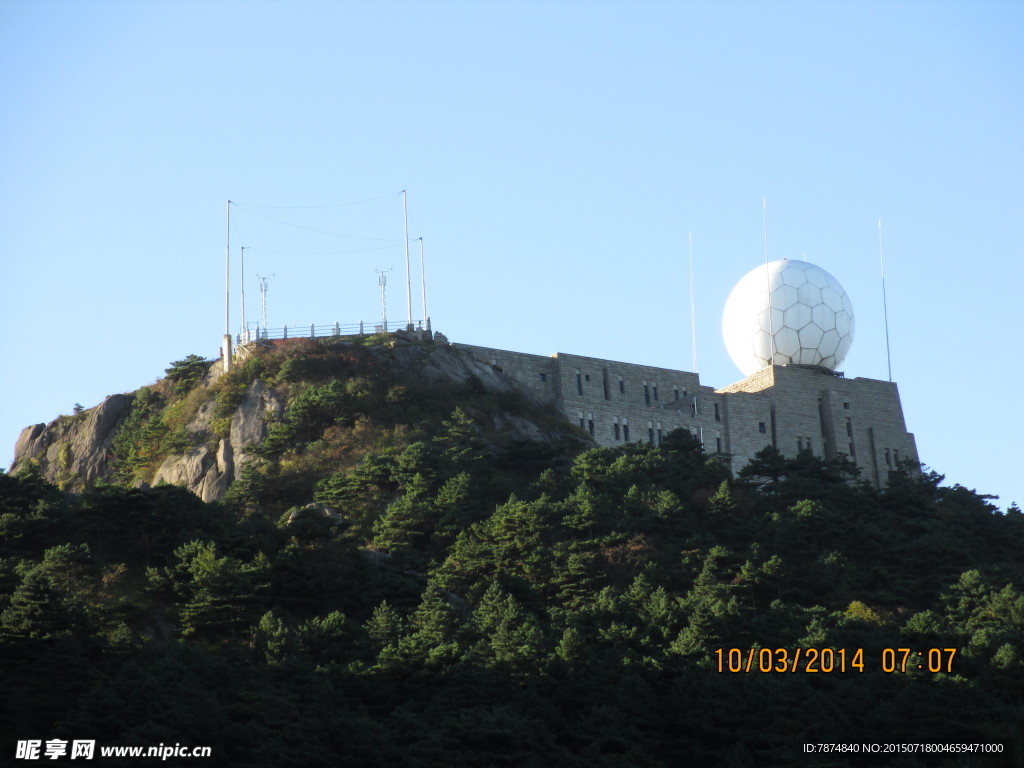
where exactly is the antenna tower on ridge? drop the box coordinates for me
[257,274,274,336]
[376,268,393,332]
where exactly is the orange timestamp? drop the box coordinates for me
[713,647,958,674]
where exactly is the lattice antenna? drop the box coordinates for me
[376,268,393,331]
[257,274,274,332]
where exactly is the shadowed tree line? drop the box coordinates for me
[2,346,1022,766]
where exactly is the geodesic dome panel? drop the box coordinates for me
[722,260,855,377]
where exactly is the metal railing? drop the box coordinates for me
[237,319,429,344]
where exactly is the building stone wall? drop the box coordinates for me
[719,366,919,487]
[455,342,917,487]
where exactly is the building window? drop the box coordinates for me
[849,442,856,458]
[576,371,582,396]
[623,424,630,441]
[538,372,546,382]
[884,448,891,467]
[614,422,621,441]
[644,383,650,405]
[714,403,721,421]
[797,437,803,452]
[716,437,723,453]
[657,428,663,445]
[579,418,585,429]
[843,402,850,409]
[588,419,594,435]
[619,377,625,394]
[673,386,679,400]
[806,437,812,452]
[758,422,767,434]
[846,419,852,437]
[653,384,658,401]
[893,449,900,463]
[691,400,697,417]
[584,374,590,382]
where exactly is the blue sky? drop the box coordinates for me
[2,0,1021,509]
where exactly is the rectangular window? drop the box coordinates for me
[657,427,663,445]
[653,384,658,401]
[797,438,803,452]
[648,428,655,444]
[588,419,594,435]
[884,448,891,467]
[714,403,721,422]
[849,442,856,458]
[585,374,590,382]
[691,400,697,417]
[576,371,582,396]
[614,422,621,441]
[619,377,625,394]
[673,386,679,401]
[716,437,723,453]
[846,419,852,437]
[538,372,546,382]
[644,383,650,405]
[894,449,900,463]
[843,402,850,410]
[758,422,767,434]
[623,424,630,441]
[806,437,812,452]
[579,418,585,429]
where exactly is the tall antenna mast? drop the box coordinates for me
[402,190,412,330]
[257,274,274,334]
[376,268,392,332]
[879,219,893,382]
[688,232,697,373]
[418,237,428,331]
[225,201,231,336]
[223,200,232,371]
[240,246,247,341]
[763,198,776,364]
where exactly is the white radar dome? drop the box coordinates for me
[722,259,855,377]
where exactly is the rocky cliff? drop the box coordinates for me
[10,333,574,502]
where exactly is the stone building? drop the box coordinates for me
[455,343,917,489]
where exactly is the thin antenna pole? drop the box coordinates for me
[688,232,697,373]
[402,190,412,329]
[418,237,428,331]
[257,274,273,334]
[879,218,892,382]
[376,268,391,332]
[240,246,247,341]
[225,201,231,336]
[763,198,776,363]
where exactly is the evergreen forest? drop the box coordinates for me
[2,338,1022,766]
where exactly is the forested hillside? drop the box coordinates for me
[3,338,1022,766]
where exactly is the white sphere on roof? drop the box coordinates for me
[722,259,855,377]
